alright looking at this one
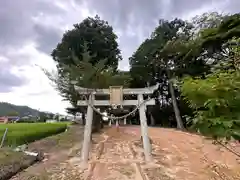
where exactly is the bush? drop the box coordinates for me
[181,70,240,140]
[0,123,68,147]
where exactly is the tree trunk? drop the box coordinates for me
[92,111,102,133]
[166,69,184,130]
[150,113,155,126]
[82,112,86,125]
[168,79,184,130]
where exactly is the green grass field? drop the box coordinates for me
[0,123,69,147]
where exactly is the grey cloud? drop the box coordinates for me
[0,0,239,93]
[83,0,162,38]
[0,0,65,48]
[82,0,216,34]
[121,36,140,55]
[170,0,210,17]
[224,0,240,14]
[0,0,65,92]
[118,35,141,65]
[0,52,36,92]
[0,68,27,93]
[0,58,28,92]
[34,25,62,54]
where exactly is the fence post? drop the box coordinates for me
[0,128,8,148]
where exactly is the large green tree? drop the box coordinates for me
[129,18,197,128]
[129,18,193,88]
[187,13,240,68]
[201,13,240,51]
[52,15,121,70]
[181,40,240,140]
[179,13,240,140]
[128,12,237,128]
[60,46,131,89]
[50,15,122,107]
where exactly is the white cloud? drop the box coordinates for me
[0,1,96,114]
[0,44,70,114]
[180,0,228,21]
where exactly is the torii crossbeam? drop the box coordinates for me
[74,83,159,166]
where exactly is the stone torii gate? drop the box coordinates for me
[74,83,159,165]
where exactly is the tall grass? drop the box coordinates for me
[0,123,68,147]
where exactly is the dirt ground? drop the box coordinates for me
[9,125,85,180]
[82,126,240,180]
[0,148,37,180]
[8,126,240,180]
[135,127,240,180]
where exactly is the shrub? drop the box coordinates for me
[181,70,240,140]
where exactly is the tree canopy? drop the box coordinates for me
[128,12,240,139]
[52,15,122,70]
[49,15,123,107]
[47,12,240,140]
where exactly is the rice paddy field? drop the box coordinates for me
[0,122,69,147]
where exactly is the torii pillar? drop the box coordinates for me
[81,94,94,166]
[138,94,152,162]
[74,83,159,164]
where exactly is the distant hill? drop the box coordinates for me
[0,102,40,117]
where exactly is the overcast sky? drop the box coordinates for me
[0,0,239,114]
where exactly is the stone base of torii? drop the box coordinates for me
[74,84,160,166]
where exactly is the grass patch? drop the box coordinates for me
[0,123,68,147]
[27,125,84,152]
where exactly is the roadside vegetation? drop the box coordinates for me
[0,125,83,180]
[0,122,69,147]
